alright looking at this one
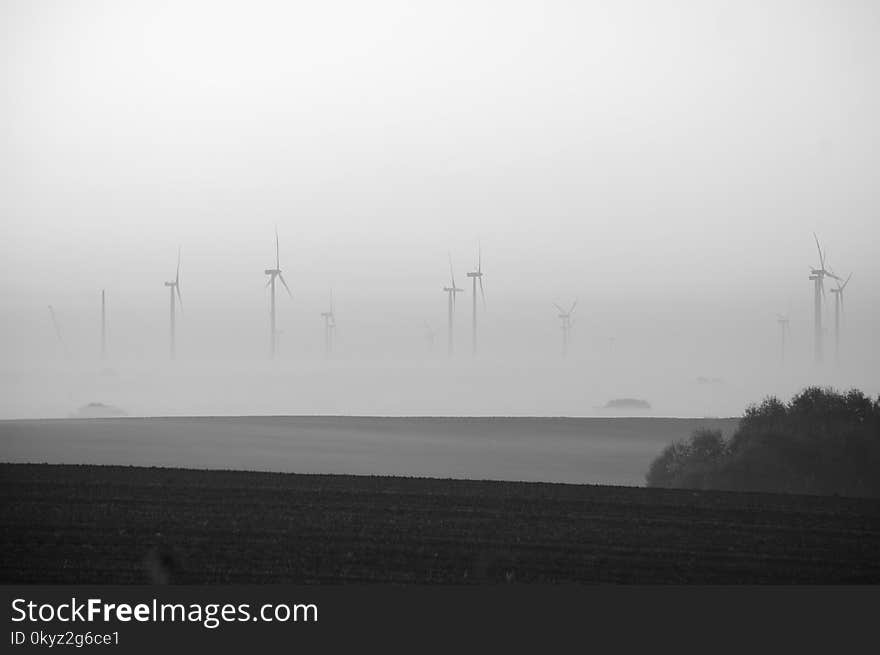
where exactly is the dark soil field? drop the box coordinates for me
[2,463,879,584]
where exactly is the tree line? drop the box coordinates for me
[646,387,880,498]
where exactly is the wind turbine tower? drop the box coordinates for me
[466,245,486,356]
[264,227,292,358]
[101,289,107,359]
[320,291,336,358]
[829,272,852,364]
[776,314,790,366]
[808,234,839,365]
[164,248,183,359]
[442,255,464,356]
[554,300,577,357]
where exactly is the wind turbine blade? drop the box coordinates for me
[176,283,183,310]
[569,299,578,314]
[813,233,824,269]
[275,226,280,269]
[842,272,852,290]
[175,247,181,284]
[448,253,456,288]
[477,242,482,273]
[479,276,486,310]
[826,261,842,282]
[48,305,69,356]
[553,303,566,314]
[278,272,293,298]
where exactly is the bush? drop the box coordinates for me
[646,387,880,498]
[646,429,726,489]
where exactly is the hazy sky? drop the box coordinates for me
[1,1,878,417]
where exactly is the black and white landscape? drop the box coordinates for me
[1,0,879,585]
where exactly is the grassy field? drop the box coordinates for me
[2,463,879,584]
[0,416,739,486]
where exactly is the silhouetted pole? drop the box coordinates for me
[444,255,463,358]
[833,291,840,364]
[321,312,332,357]
[829,274,850,366]
[269,275,276,358]
[812,274,822,364]
[562,316,569,357]
[101,289,106,360]
[555,301,576,359]
[446,289,454,356]
[264,229,291,359]
[442,286,462,356]
[164,247,182,360]
[466,248,484,357]
[470,274,477,355]
[168,283,176,359]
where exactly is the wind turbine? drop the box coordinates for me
[264,227,292,358]
[101,289,107,359]
[320,290,336,358]
[442,254,464,356]
[808,233,840,365]
[466,244,486,356]
[776,313,790,366]
[47,305,69,358]
[164,247,183,359]
[829,272,852,364]
[554,300,577,357]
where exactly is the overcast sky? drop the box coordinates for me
[1,0,877,417]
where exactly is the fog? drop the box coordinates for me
[2,0,878,419]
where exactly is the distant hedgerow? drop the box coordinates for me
[646,387,880,498]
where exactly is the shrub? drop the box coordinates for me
[645,429,726,490]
